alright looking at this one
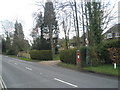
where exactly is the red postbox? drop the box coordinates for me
[76,50,80,63]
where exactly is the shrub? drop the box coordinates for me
[88,46,100,67]
[97,39,120,64]
[6,46,18,55]
[17,51,30,59]
[60,49,77,65]
[102,39,120,48]
[30,50,53,60]
[79,46,87,67]
[79,46,101,67]
[59,47,99,67]
[107,48,120,65]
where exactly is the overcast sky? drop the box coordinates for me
[0,0,39,41]
[0,0,119,41]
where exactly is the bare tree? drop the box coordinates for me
[0,20,14,37]
[62,11,72,49]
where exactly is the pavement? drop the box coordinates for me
[1,55,119,88]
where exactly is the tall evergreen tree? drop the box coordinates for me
[12,21,27,54]
[32,1,59,54]
[43,0,59,54]
[87,1,103,46]
[32,12,51,50]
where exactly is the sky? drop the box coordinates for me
[0,0,39,41]
[0,0,119,42]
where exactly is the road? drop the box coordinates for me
[1,55,119,88]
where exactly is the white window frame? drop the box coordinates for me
[106,33,112,39]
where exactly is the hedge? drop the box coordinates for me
[30,50,53,60]
[97,39,120,64]
[107,48,120,65]
[17,51,30,59]
[80,46,100,67]
[79,46,88,67]
[60,39,120,66]
[60,49,77,65]
[59,47,100,67]
[88,46,100,66]
[60,47,88,66]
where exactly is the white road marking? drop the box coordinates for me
[25,67,32,71]
[54,78,78,88]
[0,76,7,89]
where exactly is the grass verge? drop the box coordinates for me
[83,64,119,76]
[57,62,119,76]
[8,54,60,62]
[8,55,41,62]
[53,54,60,60]
[57,62,79,70]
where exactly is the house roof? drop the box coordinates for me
[103,24,120,34]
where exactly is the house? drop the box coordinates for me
[103,24,120,40]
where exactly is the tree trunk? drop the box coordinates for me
[74,0,80,47]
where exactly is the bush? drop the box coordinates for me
[60,49,77,65]
[79,46,87,67]
[30,50,53,60]
[6,46,18,55]
[88,46,100,66]
[102,39,120,48]
[59,47,99,67]
[107,48,120,65]
[17,51,30,59]
[97,39,120,64]
[79,46,100,67]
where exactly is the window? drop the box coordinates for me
[106,33,112,39]
[115,32,120,37]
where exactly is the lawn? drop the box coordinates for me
[83,64,119,76]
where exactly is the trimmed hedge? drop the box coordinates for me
[60,47,88,66]
[60,49,77,65]
[30,50,53,60]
